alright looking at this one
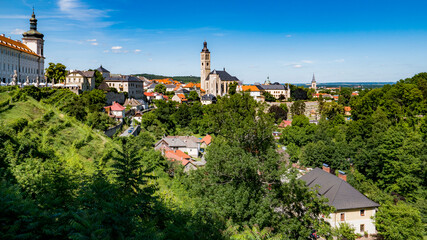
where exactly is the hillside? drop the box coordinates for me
[0,89,117,175]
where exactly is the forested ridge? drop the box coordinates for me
[0,72,426,239]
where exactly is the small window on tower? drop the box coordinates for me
[207,63,209,66]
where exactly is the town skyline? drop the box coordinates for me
[1,0,427,83]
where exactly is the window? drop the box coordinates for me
[340,213,345,221]
[360,224,365,232]
[360,210,365,216]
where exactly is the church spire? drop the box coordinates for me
[23,8,44,39]
[202,41,210,53]
[312,73,316,83]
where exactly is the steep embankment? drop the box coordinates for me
[0,90,117,175]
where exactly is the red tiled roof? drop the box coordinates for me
[165,150,191,166]
[344,106,351,112]
[184,82,196,88]
[201,135,212,145]
[109,102,125,111]
[278,120,292,128]
[144,92,154,97]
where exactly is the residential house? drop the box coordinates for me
[96,65,110,79]
[133,111,143,122]
[201,94,217,105]
[165,150,197,172]
[172,93,188,103]
[155,136,201,157]
[144,92,155,101]
[300,166,380,236]
[200,135,212,148]
[104,75,144,99]
[104,101,126,121]
[124,98,147,111]
[344,106,351,116]
[239,85,264,102]
[175,88,190,95]
[182,82,197,91]
[65,70,95,93]
[165,84,176,92]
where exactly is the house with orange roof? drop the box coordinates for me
[172,93,188,103]
[201,135,212,148]
[344,106,351,116]
[238,85,264,102]
[164,150,197,172]
[104,101,126,121]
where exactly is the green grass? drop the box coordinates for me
[1,95,118,175]
[0,100,45,125]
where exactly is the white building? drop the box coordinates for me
[154,136,201,158]
[104,75,144,99]
[65,70,95,93]
[0,10,44,84]
[300,166,380,236]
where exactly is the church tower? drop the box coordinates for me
[200,41,210,91]
[22,9,44,57]
[311,73,317,90]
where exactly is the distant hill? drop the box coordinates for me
[134,73,200,84]
[294,82,395,88]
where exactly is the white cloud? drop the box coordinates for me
[148,58,153,62]
[86,39,96,42]
[293,64,302,68]
[286,34,292,38]
[103,50,109,53]
[10,29,25,35]
[333,59,345,63]
[301,60,313,64]
[111,46,122,50]
[91,42,98,46]
[58,0,109,22]
[134,49,141,53]
[213,33,225,37]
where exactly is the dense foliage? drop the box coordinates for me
[280,73,427,239]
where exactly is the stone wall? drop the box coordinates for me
[104,121,123,138]
[106,92,125,105]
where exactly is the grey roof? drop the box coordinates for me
[201,94,216,101]
[69,70,95,78]
[208,70,239,81]
[165,84,176,88]
[105,75,143,82]
[257,84,287,90]
[299,168,380,210]
[147,83,157,89]
[176,88,190,94]
[97,65,110,73]
[156,136,200,148]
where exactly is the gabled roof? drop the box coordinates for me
[208,70,239,81]
[105,102,125,111]
[300,168,380,210]
[97,65,110,73]
[144,92,154,97]
[176,88,190,94]
[344,106,351,112]
[201,135,212,145]
[69,70,95,78]
[98,80,110,91]
[105,75,143,82]
[124,98,142,107]
[156,136,200,149]
[184,82,196,88]
[241,85,260,92]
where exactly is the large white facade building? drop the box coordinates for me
[0,10,44,84]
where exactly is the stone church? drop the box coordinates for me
[200,41,239,96]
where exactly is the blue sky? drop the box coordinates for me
[1,0,427,84]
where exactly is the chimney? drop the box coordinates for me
[322,163,330,173]
[338,171,347,182]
